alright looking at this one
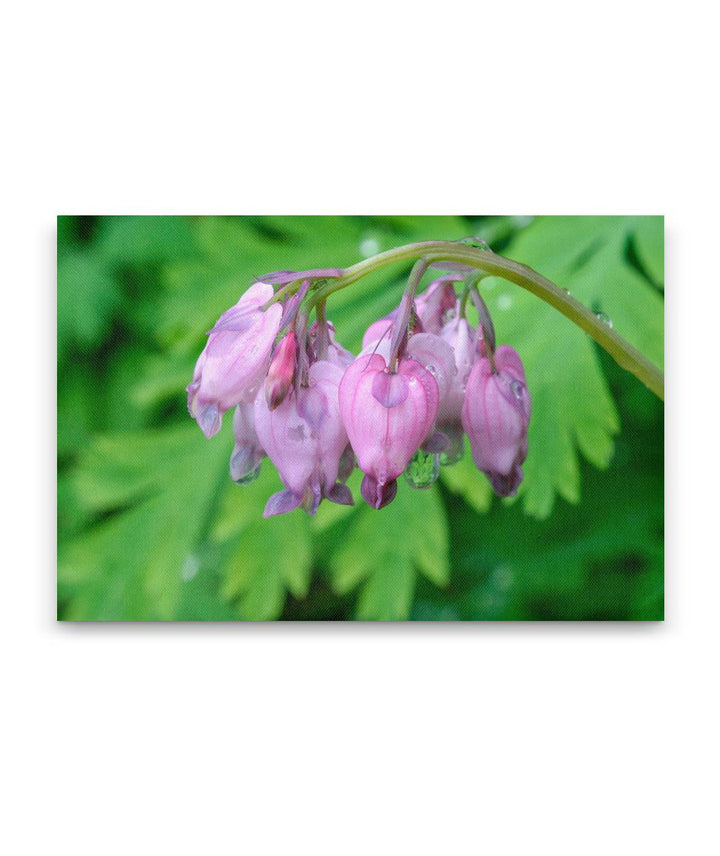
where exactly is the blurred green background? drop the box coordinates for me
[57,215,664,620]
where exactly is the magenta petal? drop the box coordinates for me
[487,465,524,497]
[371,371,409,408]
[296,386,327,433]
[198,404,221,438]
[253,268,344,286]
[264,489,302,517]
[360,475,398,509]
[326,482,354,506]
[461,346,531,495]
[207,306,259,334]
[362,318,395,349]
[340,354,439,488]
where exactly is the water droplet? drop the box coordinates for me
[510,379,525,400]
[497,294,513,311]
[359,236,381,258]
[458,236,491,251]
[562,288,571,295]
[439,438,464,466]
[425,364,437,377]
[595,311,613,328]
[404,450,440,489]
[233,461,262,485]
[181,554,200,582]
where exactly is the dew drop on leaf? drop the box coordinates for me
[595,311,613,328]
[404,449,440,489]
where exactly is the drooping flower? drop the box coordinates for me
[254,360,353,517]
[438,317,481,427]
[229,401,264,484]
[339,353,439,508]
[360,279,458,350]
[187,282,283,437]
[461,345,531,497]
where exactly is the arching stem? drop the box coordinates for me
[305,241,663,400]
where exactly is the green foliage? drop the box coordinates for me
[57,215,664,620]
[323,476,450,621]
[482,215,663,519]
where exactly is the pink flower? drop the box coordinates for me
[265,331,297,410]
[414,279,458,333]
[438,318,480,427]
[461,345,531,497]
[339,353,439,508]
[362,315,396,350]
[309,320,354,368]
[187,282,283,437]
[360,279,458,350]
[229,402,264,483]
[254,360,352,517]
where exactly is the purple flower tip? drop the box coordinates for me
[198,404,221,438]
[253,268,344,286]
[361,475,398,509]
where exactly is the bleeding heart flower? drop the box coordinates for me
[461,345,531,497]
[254,360,353,517]
[339,353,439,508]
[187,282,283,437]
[438,317,481,427]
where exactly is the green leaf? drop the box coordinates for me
[462,215,663,519]
[327,481,449,620]
[58,426,229,619]
[214,466,313,619]
[96,215,199,266]
[439,439,493,514]
[417,391,664,621]
[632,215,664,288]
[57,249,119,358]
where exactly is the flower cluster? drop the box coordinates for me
[188,268,531,518]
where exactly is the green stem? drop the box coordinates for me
[388,257,429,371]
[306,241,664,400]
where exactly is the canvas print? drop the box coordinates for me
[57,216,664,620]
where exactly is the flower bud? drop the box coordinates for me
[461,345,531,497]
[187,282,282,437]
[339,353,439,508]
[265,331,297,410]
